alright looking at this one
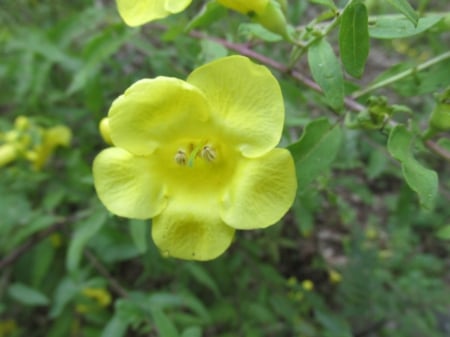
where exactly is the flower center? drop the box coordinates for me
[174,142,217,167]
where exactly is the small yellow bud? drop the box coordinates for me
[329,269,342,284]
[99,118,113,145]
[81,287,112,307]
[301,279,314,291]
[14,116,30,131]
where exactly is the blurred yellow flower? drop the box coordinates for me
[0,144,17,168]
[81,287,112,307]
[329,269,342,284]
[302,279,314,291]
[27,125,72,170]
[0,116,71,170]
[0,319,17,337]
[116,0,192,26]
[93,56,297,261]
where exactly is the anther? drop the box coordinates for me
[201,145,216,162]
[175,149,187,166]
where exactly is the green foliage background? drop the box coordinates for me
[1,0,450,336]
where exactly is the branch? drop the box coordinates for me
[0,221,64,270]
[84,249,129,298]
[352,51,450,99]
[188,31,450,162]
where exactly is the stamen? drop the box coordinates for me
[175,149,187,166]
[201,145,216,162]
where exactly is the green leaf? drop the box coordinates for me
[436,225,450,240]
[67,27,136,94]
[49,278,80,318]
[8,283,49,306]
[199,40,229,64]
[129,219,148,254]
[369,15,442,39]
[238,23,283,42]
[181,326,202,337]
[185,263,220,298]
[386,0,418,26]
[387,125,438,210]
[339,1,369,78]
[288,118,343,190]
[66,209,107,273]
[185,1,227,31]
[151,308,180,337]
[101,315,128,337]
[308,38,344,110]
[309,0,337,10]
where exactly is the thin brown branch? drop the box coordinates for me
[187,31,450,162]
[0,221,65,270]
[425,139,450,162]
[84,249,128,298]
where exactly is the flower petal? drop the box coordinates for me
[93,147,167,219]
[187,55,284,157]
[116,0,191,26]
[152,198,235,260]
[165,0,192,13]
[109,77,210,156]
[217,0,268,15]
[220,148,296,229]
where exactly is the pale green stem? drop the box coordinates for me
[188,144,203,167]
[352,51,450,99]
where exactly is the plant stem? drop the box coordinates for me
[352,51,450,99]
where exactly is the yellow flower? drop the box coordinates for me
[116,0,192,26]
[93,55,297,261]
[27,125,72,170]
[0,144,18,168]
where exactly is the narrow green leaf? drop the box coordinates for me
[436,225,450,240]
[386,0,418,26]
[339,1,369,78]
[238,23,283,42]
[49,278,80,318]
[288,118,343,190]
[151,308,180,337]
[129,219,148,254]
[8,283,49,306]
[308,38,344,109]
[185,263,221,297]
[101,315,128,337]
[387,125,438,209]
[181,326,202,337]
[185,1,227,31]
[66,209,107,272]
[369,15,442,39]
[309,0,337,10]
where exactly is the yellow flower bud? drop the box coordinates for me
[329,269,342,284]
[14,116,30,131]
[99,118,113,145]
[81,287,112,307]
[302,279,314,291]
